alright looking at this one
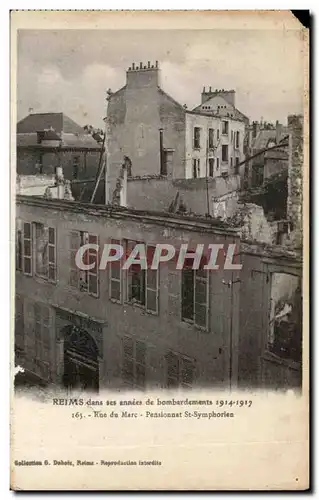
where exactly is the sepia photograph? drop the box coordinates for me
[11,10,309,490]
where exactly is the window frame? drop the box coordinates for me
[208,128,214,149]
[221,144,229,163]
[125,240,159,315]
[122,336,147,389]
[33,222,57,283]
[165,351,196,389]
[193,127,201,150]
[69,230,99,297]
[222,120,229,136]
[181,268,209,330]
[109,238,122,303]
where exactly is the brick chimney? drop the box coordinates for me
[126,60,160,89]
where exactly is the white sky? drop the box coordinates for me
[17,28,305,128]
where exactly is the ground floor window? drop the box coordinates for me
[122,336,146,389]
[165,351,196,388]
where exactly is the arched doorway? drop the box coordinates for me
[62,325,99,391]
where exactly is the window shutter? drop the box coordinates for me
[135,340,146,388]
[122,336,134,384]
[165,351,179,388]
[16,219,23,271]
[15,295,24,352]
[194,269,209,329]
[69,231,80,287]
[48,227,56,282]
[88,233,99,297]
[146,246,159,314]
[110,238,122,302]
[181,357,195,387]
[22,222,32,276]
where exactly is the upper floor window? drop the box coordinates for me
[181,267,209,330]
[192,159,200,179]
[16,220,32,276]
[235,131,240,149]
[268,273,302,363]
[208,128,214,149]
[34,223,57,282]
[69,230,99,297]
[193,127,201,149]
[125,241,159,314]
[109,238,122,303]
[122,336,146,389]
[217,129,220,140]
[222,120,229,135]
[221,145,228,163]
[165,351,196,388]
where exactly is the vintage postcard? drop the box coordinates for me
[11,10,309,490]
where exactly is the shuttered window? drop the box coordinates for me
[181,268,209,329]
[122,336,146,388]
[34,223,57,282]
[15,295,24,352]
[69,230,99,297]
[34,302,51,381]
[23,222,32,276]
[110,238,122,302]
[165,351,195,388]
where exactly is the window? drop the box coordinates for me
[209,158,215,177]
[234,157,240,175]
[230,157,233,168]
[192,159,200,178]
[36,153,44,174]
[216,158,220,170]
[15,295,24,353]
[231,130,234,143]
[193,127,201,149]
[34,302,51,381]
[181,267,209,329]
[126,241,159,314]
[16,220,32,276]
[222,145,228,162]
[217,129,220,140]
[235,131,240,149]
[268,273,302,363]
[69,230,99,297]
[208,128,214,149]
[34,223,56,281]
[165,351,196,388]
[222,121,229,135]
[110,238,122,302]
[122,336,146,388]
[73,156,80,179]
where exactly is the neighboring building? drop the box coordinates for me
[15,195,302,391]
[17,112,102,180]
[106,61,247,203]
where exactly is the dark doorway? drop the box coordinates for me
[62,325,99,391]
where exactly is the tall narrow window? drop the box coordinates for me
[110,238,122,302]
[235,157,240,175]
[208,128,214,149]
[217,129,220,140]
[235,131,240,149]
[23,222,32,276]
[165,351,196,388]
[216,158,220,170]
[222,145,228,162]
[193,127,201,149]
[181,267,209,329]
[69,230,99,297]
[222,121,229,135]
[34,223,56,281]
[34,302,51,381]
[16,219,23,272]
[126,241,159,314]
[209,158,215,177]
[122,336,146,388]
